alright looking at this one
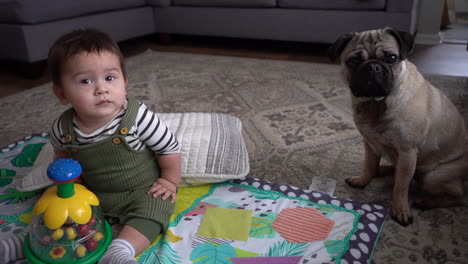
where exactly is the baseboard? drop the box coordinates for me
[415,32,445,45]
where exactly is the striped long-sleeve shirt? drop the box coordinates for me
[50,100,180,155]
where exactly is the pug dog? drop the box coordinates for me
[328,27,468,226]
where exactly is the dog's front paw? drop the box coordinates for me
[391,202,413,226]
[345,176,369,188]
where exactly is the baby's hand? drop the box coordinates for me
[147,178,178,203]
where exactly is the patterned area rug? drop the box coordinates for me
[1,50,467,263]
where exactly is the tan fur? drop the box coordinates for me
[338,29,468,226]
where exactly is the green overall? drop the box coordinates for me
[60,98,174,242]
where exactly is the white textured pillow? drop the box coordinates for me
[161,113,250,186]
[17,113,250,191]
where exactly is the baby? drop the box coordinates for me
[49,28,181,263]
[0,28,181,264]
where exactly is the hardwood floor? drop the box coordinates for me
[0,34,467,98]
[411,43,468,76]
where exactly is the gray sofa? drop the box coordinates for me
[0,0,418,63]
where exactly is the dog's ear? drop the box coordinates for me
[328,32,356,62]
[384,27,415,60]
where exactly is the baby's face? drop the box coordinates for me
[54,51,127,124]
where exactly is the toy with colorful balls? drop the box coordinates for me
[24,158,112,264]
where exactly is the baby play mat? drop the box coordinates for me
[0,134,388,263]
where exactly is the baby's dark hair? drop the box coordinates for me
[48,28,127,85]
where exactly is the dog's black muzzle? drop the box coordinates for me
[350,60,394,98]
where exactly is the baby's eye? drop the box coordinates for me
[105,76,116,81]
[80,79,93,85]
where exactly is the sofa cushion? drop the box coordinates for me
[172,0,276,8]
[278,0,386,10]
[0,0,147,24]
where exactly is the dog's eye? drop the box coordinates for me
[346,57,361,68]
[385,54,398,65]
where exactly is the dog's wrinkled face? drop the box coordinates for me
[345,32,400,98]
[328,28,415,99]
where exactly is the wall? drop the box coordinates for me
[455,0,468,12]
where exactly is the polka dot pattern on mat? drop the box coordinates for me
[231,177,388,263]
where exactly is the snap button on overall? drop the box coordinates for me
[65,134,72,143]
[120,127,129,135]
[112,137,122,145]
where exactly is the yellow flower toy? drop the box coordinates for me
[33,183,99,229]
[24,159,112,264]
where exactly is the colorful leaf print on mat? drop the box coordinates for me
[0,188,43,205]
[139,240,182,264]
[0,168,16,187]
[263,240,308,256]
[0,206,34,227]
[190,243,237,263]
[10,143,45,167]
[250,212,277,239]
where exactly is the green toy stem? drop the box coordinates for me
[57,182,75,198]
